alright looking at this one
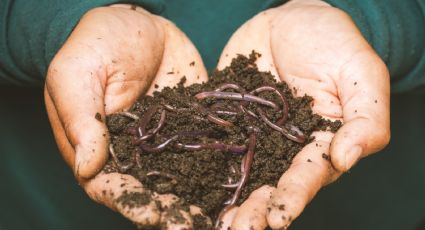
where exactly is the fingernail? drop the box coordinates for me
[345,145,362,170]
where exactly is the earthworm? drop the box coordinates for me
[214,134,258,229]
[126,127,138,135]
[134,148,142,168]
[207,114,234,127]
[257,108,306,143]
[109,144,134,173]
[192,102,234,127]
[229,133,256,205]
[195,91,278,109]
[214,83,246,93]
[213,84,260,119]
[133,110,167,144]
[173,130,216,138]
[213,110,239,116]
[115,111,140,120]
[175,142,247,154]
[221,182,240,190]
[139,135,179,153]
[138,105,163,136]
[163,104,190,113]
[214,204,236,230]
[150,110,166,135]
[210,102,239,115]
[146,170,177,182]
[229,164,237,174]
[250,86,289,125]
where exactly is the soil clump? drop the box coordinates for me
[104,52,341,228]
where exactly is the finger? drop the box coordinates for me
[267,132,342,229]
[45,7,164,178]
[217,206,239,230]
[146,16,208,95]
[44,87,75,169]
[269,7,390,171]
[84,173,161,227]
[331,52,390,171]
[230,185,274,230]
[217,9,279,77]
[190,206,213,228]
[153,194,194,230]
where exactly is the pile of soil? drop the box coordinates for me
[104,52,341,228]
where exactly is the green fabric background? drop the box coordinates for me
[0,0,425,229]
[1,87,424,230]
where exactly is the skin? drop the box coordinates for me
[44,4,209,228]
[217,0,390,229]
[45,0,390,229]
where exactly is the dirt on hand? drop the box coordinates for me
[104,52,341,229]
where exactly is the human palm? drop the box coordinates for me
[45,4,209,229]
[216,0,390,229]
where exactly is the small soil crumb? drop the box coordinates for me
[193,214,212,230]
[190,61,195,66]
[104,52,341,228]
[116,191,152,209]
[95,112,102,122]
[322,153,330,161]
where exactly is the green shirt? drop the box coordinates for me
[0,1,424,230]
[1,0,425,92]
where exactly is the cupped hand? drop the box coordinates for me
[44,4,209,229]
[217,0,390,229]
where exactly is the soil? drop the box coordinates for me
[103,52,341,229]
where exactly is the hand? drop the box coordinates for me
[44,5,210,229]
[217,0,390,229]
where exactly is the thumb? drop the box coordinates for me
[45,6,165,178]
[330,51,390,172]
[46,56,110,179]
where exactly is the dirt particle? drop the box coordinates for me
[154,84,159,89]
[131,5,137,10]
[190,61,195,66]
[167,71,174,75]
[95,112,102,122]
[375,99,378,103]
[116,191,151,209]
[278,204,285,210]
[354,82,357,85]
[307,159,312,162]
[322,153,330,161]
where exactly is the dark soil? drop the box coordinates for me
[104,52,341,229]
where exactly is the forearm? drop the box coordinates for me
[0,0,163,86]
